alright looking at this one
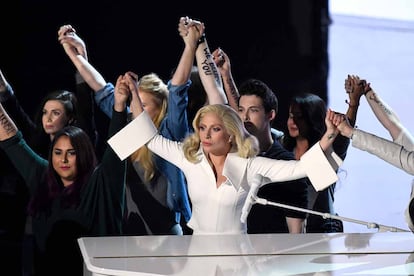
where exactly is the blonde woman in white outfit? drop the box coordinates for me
[331,76,414,232]
[109,73,343,235]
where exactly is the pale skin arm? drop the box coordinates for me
[124,72,143,119]
[178,17,227,104]
[340,76,404,140]
[332,92,406,141]
[212,47,239,110]
[172,17,198,86]
[179,18,227,105]
[196,39,228,105]
[364,85,403,140]
[113,73,133,113]
[58,25,107,92]
[334,114,354,139]
[319,109,342,151]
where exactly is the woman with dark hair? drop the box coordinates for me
[283,93,328,157]
[57,19,205,236]
[0,69,98,274]
[0,78,96,159]
[27,127,97,216]
[30,90,80,157]
[0,73,129,275]
[282,90,358,233]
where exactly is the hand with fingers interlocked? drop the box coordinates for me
[345,74,366,107]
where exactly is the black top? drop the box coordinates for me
[247,131,308,233]
[0,109,127,275]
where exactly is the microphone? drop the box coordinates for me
[241,174,263,223]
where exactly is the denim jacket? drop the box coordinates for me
[94,80,192,222]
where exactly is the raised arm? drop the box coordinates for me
[0,98,48,192]
[0,102,18,141]
[344,74,365,127]
[172,17,198,87]
[363,82,405,141]
[113,74,131,114]
[212,47,239,110]
[337,76,409,142]
[179,18,227,105]
[344,74,412,143]
[159,16,199,140]
[0,69,37,136]
[332,110,414,175]
[127,73,144,119]
[58,25,107,92]
[319,109,342,152]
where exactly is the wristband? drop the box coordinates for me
[197,33,206,47]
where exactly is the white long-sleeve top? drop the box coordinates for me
[109,111,342,234]
[352,128,414,175]
[352,128,414,232]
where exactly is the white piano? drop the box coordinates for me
[78,232,414,275]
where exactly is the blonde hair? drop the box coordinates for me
[183,104,259,163]
[130,73,169,182]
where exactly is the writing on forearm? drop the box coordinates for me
[0,113,16,134]
[200,46,211,59]
[224,78,238,104]
[200,58,221,86]
[368,93,392,116]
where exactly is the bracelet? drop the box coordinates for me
[197,33,206,47]
[363,87,372,95]
[350,126,359,139]
[345,99,359,108]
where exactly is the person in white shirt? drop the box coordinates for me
[330,75,414,232]
[109,72,344,235]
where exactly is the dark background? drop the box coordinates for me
[1,0,330,133]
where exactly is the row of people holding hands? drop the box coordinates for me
[0,16,412,275]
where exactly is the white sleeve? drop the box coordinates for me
[300,142,342,191]
[249,142,342,192]
[108,111,157,160]
[353,129,414,175]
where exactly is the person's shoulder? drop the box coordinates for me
[271,128,284,140]
[266,129,295,160]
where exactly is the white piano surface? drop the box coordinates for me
[79,232,414,276]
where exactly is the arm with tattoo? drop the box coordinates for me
[0,102,18,140]
[364,83,403,140]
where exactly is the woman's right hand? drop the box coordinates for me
[114,74,130,112]
[331,111,354,139]
[345,74,365,106]
[124,71,144,118]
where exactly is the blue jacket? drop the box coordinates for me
[94,81,192,222]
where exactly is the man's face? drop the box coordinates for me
[238,95,274,137]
